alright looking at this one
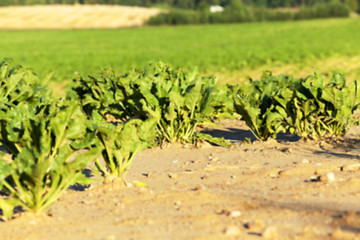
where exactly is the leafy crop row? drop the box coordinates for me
[70,62,233,144]
[0,60,231,220]
[233,71,360,140]
[0,59,359,221]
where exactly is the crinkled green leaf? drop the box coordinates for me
[0,198,19,221]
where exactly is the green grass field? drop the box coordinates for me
[1,17,360,84]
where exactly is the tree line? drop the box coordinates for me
[1,0,359,11]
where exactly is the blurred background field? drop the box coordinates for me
[0,2,360,95]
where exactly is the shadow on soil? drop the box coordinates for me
[68,169,93,192]
[313,138,360,160]
[202,128,300,143]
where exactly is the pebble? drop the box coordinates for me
[219,209,242,217]
[309,176,318,181]
[193,184,205,191]
[80,200,92,205]
[244,220,264,230]
[262,226,277,239]
[208,154,219,162]
[277,170,286,176]
[142,172,150,178]
[302,159,310,164]
[191,160,199,164]
[319,172,336,183]
[278,170,292,176]
[224,225,240,235]
[230,210,242,218]
[282,147,292,153]
[168,173,178,179]
[220,209,231,216]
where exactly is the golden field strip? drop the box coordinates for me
[0,5,161,29]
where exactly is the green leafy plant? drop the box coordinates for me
[0,59,51,111]
[68,68,127,123]
[271,73,323,138]
[71,62,232,144]
[273,72,360,139]
[94,119,157,182]
[317,73,360,137]
[0,101,100,220]
[236,71,360,141]
[232,73,288,141]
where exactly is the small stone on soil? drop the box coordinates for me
[224,225,240,235]
[230,210,242,218]
[193,184,205,191]
[244,220,264,230]
[220,209,231,216]
[318,172,336,183]
[168,173,178,179]
[302,159,310,164]
[208,154,219,162]
[281,147,292,153]
[262,226,277,239]
[269,173,277,178]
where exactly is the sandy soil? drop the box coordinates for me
[1,119,360,239]
[0,5,161,30]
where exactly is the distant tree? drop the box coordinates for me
[197,0,209,10]
[229,0,243,8]
[344,0,358,11]
[254,0,267,7]
[0,0,14,6]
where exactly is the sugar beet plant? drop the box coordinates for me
[123,63,228,143]
[94,119,157,182]
[71,62,233,144]
[0,59,51,112]
[234,71,360,140]
[232,72,294,140]
[0,101,100,220]
[277,72,360,138]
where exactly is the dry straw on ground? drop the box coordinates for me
[0,5,161,30]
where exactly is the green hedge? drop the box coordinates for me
[148,2,350,26]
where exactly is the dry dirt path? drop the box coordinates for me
[1,119,360,239]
